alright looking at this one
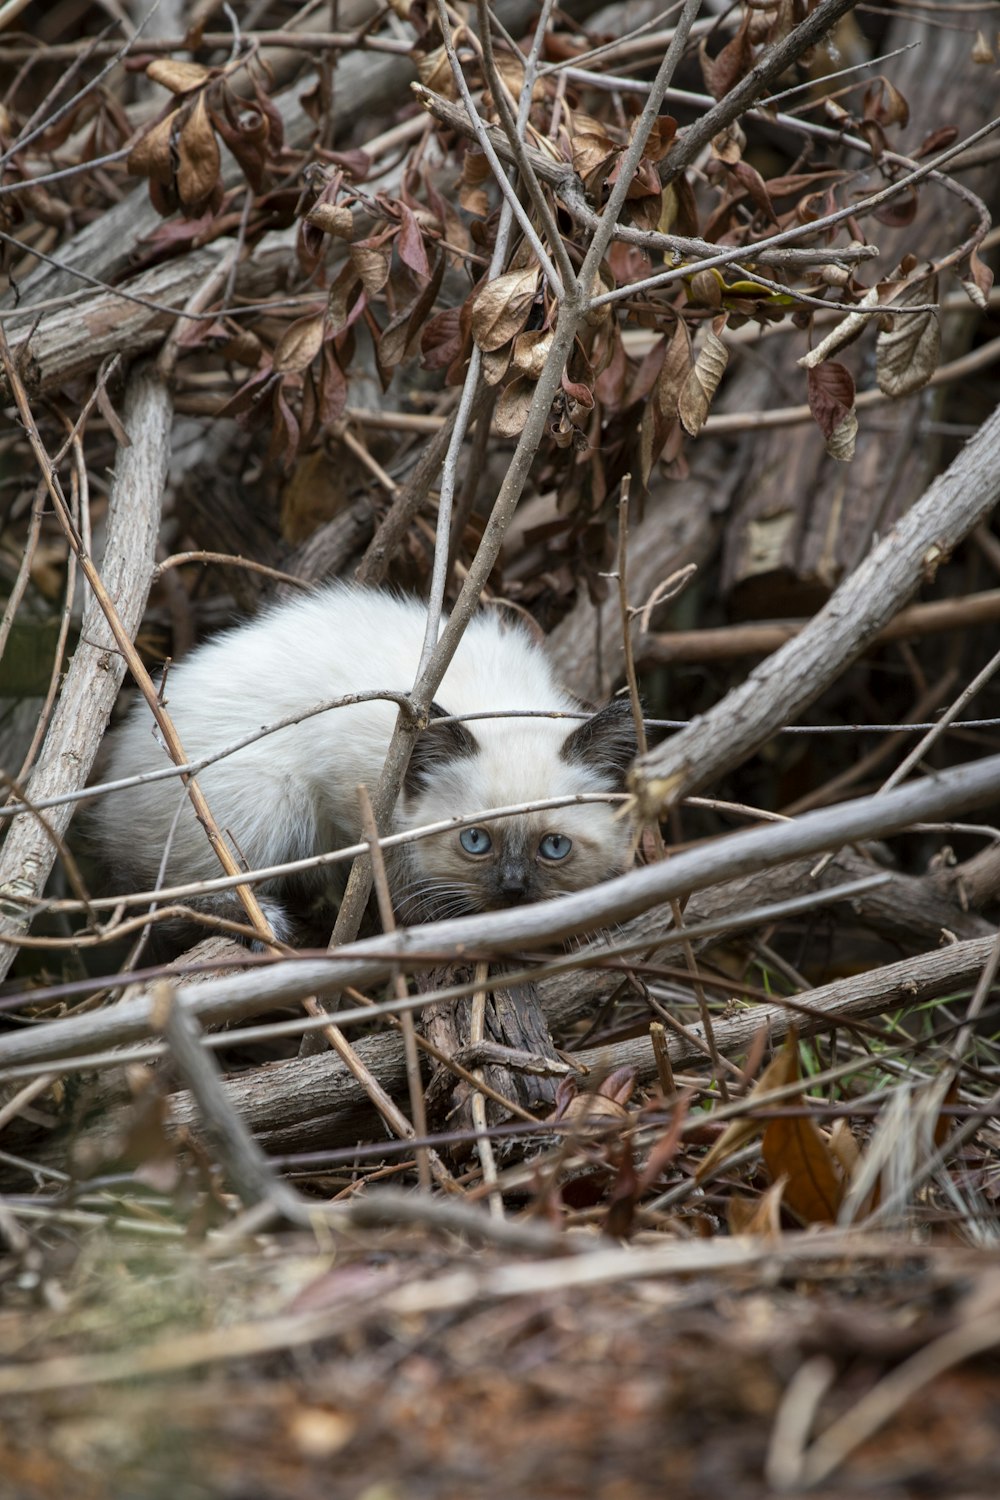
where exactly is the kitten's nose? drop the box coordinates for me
[498,866,530,902]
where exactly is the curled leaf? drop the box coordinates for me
[678,327,728,436]
[798,285,880,370]
[699,20,753,101]
[272,312,327,375]
[511,328,554,380]
[876,275,940,398]
[807,361,857,462]
[494,375,536,436]
[127,113,176,186]
[146,59,212,94]
[470,265,539,353]
[971,30,995,64]
[350,241,392,297]
[958,245,994,311]
[307,201,355,240]
[417,46,459,99]
[177,93,220,211]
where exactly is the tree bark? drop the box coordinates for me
[0,367,171,979]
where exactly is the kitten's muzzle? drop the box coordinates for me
[495,861,532,905]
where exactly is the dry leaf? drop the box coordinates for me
[700,21,754,101]
[350,242,392,297]
[280,449,349,544]
[482,345,513,386]
[146,59,212,93]
[762,1110,843,1225]
[495,375,536,436]
[678,327,728,435]
[971,30,995,63]
[417,46,458,99]
[798,285,880,369]
[177,93,220,210]
[127,113,176,185]
[728,1179,786,1238]
[511,328,554,380]
[272,312,327,375]
[696,1034,802,1182]
[471,266,539,353]
[958,245,994,311]
[307,202,355,240]
[711,121,746,165]
[876,275,940,398]
[807,361,857,462]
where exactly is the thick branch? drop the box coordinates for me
[631,403,1000,817]
[0,366,170,975]
[660,0,862,184]
[4,751,1000,1073]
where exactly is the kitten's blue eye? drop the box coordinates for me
[539,833,572,861]
[460,827,492,855]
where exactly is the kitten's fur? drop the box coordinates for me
[95,584,637,942]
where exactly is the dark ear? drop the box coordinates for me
[560,698,638,788]
[405,702,479,795]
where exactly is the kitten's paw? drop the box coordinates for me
[252,899,295,950]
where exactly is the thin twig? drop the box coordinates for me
[357,783,432,1192]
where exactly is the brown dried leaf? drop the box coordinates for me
[459,150,491,218]
[417,46,459,99]
[379,252,445,368]
[828,1118,862,1179]
[396,203,431,279]
[482,345,512,385]
[127,113,176,185]
[569,112,619,190]
[211,90,271,193]
[351,241,392,297]
[971,30,995,64]
[147,59,213,93]
[711,121,745,165]
[420,305,464,371]
[958,245,994,311]
[700,20,754,101]
[511,327,554,380]
[495,375,536,436]
[687,268,723,309]
[762,1109,843,1226]
[807,361,857,462]
[177,94,220,210]
[678,327,728,436]
[280,448,349,545]
[695,1034,802,1183]
[307,201,355,239]
[327,262,364,334]
[471,265,539,353]
[863,77,910,128]
[272,312,327,375]
[728,1179,785,1238]
[876,275,940,398]
[731,159,777,223]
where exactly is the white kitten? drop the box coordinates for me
[95,584,636,942]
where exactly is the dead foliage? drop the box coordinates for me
[1,1,1000,1494]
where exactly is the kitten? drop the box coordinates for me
[95,583,637,943]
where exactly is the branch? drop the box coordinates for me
[0,363,170,980]
[411,81,877,269]
[4,751,1000,1073]
[630,402,1000,817]
[660,0,863,184]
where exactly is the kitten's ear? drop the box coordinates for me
[561,698,638,788]
[405,702,479,795]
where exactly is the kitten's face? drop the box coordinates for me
[395,702,637,922]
